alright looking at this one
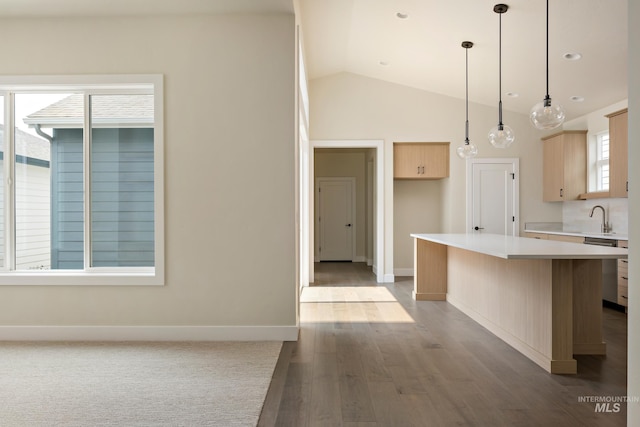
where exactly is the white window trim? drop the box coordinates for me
[0,75,164,286]
[594,131,610,192]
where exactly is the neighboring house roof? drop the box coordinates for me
[0,124,50,162]
[23,94,154,128]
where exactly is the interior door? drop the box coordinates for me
[467,159,519,236]
[316,178,355,261]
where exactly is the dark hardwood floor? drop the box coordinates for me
[259,262,627,426]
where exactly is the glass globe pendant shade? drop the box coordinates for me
[530,98,565,130]
[488,124,515,149]
[456,140,478,159]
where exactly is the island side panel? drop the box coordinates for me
[446,247,578,374]
[550,259,576,374]
[413,238,447,301]
[572,259,606,355]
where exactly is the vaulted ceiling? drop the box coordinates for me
[298,0,628,120]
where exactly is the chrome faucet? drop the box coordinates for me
[589,205,612,233]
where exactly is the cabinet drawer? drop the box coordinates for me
[618,264,628,281]
[618,283,628,307]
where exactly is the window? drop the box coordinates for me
[0,76,164,285]
[594,131,610,192]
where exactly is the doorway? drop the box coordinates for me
[307,140,386,284]
[466,158,519,235]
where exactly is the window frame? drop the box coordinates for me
[0,75,164,286]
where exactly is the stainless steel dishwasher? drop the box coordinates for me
[583,237,618,304]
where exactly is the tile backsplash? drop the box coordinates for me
[563,198,628,234]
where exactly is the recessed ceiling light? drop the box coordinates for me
[379,60,390,66]
[570,96,585,102]
[563,52,582,61]
[506,92,519,97]
[396,12,409,19]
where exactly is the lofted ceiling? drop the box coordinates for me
[298,0,628,121]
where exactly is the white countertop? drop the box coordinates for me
[525,229,629,240]
[411,233,629,260]
[524,222,628,241]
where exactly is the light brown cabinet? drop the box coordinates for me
[545,234,585,244]
[607,108,628,198]
[525,232,587,245]
[393,143,449,179]
[618,240,628,308]
[523,232,549,240]
[541,131,587,202]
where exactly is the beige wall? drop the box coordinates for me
[0,14,296,330]
[393,180,443,275]
[314,149,367,261]
[309,72,562,272]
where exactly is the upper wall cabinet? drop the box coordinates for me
[541,130,587,202]
[394,143,450,179]
[607,108,628,198]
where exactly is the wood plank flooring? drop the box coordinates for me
[259,262,627,426]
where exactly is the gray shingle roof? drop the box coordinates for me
[23,94,154,128]
[0,124,50,161]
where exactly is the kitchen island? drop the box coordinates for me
[411,233,628,374]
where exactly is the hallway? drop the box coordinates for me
[259,263,627,426]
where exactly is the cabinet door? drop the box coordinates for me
[562,132,588,200]
[543,136,564,201]
[422,144,449,178]
[542,131,586,202]
[609,110,628,198]
[393,144,423,178]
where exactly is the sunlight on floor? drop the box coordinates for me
[300,286,415,323]
[300,286,397,302]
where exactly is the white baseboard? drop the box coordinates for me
[394,268,414,277]
[353,256,366,262]
[382,273,395,283]
[0,325,300,342]
[367,258,373,266]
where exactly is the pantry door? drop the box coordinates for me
[467,159,519,236]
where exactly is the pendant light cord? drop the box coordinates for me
[545,0,550,102]
[465,46,469,144]
[498,10,503,128]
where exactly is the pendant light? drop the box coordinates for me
[488,4,515,149]
[457,41,478,159]
[529,0,565,130]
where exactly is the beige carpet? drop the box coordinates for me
[0,341,282,426]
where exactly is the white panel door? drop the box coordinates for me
[317,178,355,261]
[468,159,519,236]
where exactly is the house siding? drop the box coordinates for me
[51,128,154,268]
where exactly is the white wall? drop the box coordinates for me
[627,1,639,423]
[0,14,297,338]
[309,72,562,271]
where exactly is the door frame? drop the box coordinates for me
[315,177,356,262]
[466,158,520,235]
[309,140,385,283]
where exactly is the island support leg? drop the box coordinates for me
[550,259,577,374]
[413,238,447,301]
[572,259,606,355]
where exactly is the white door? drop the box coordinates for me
[316,178,355,261]
[467,159,519,236]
